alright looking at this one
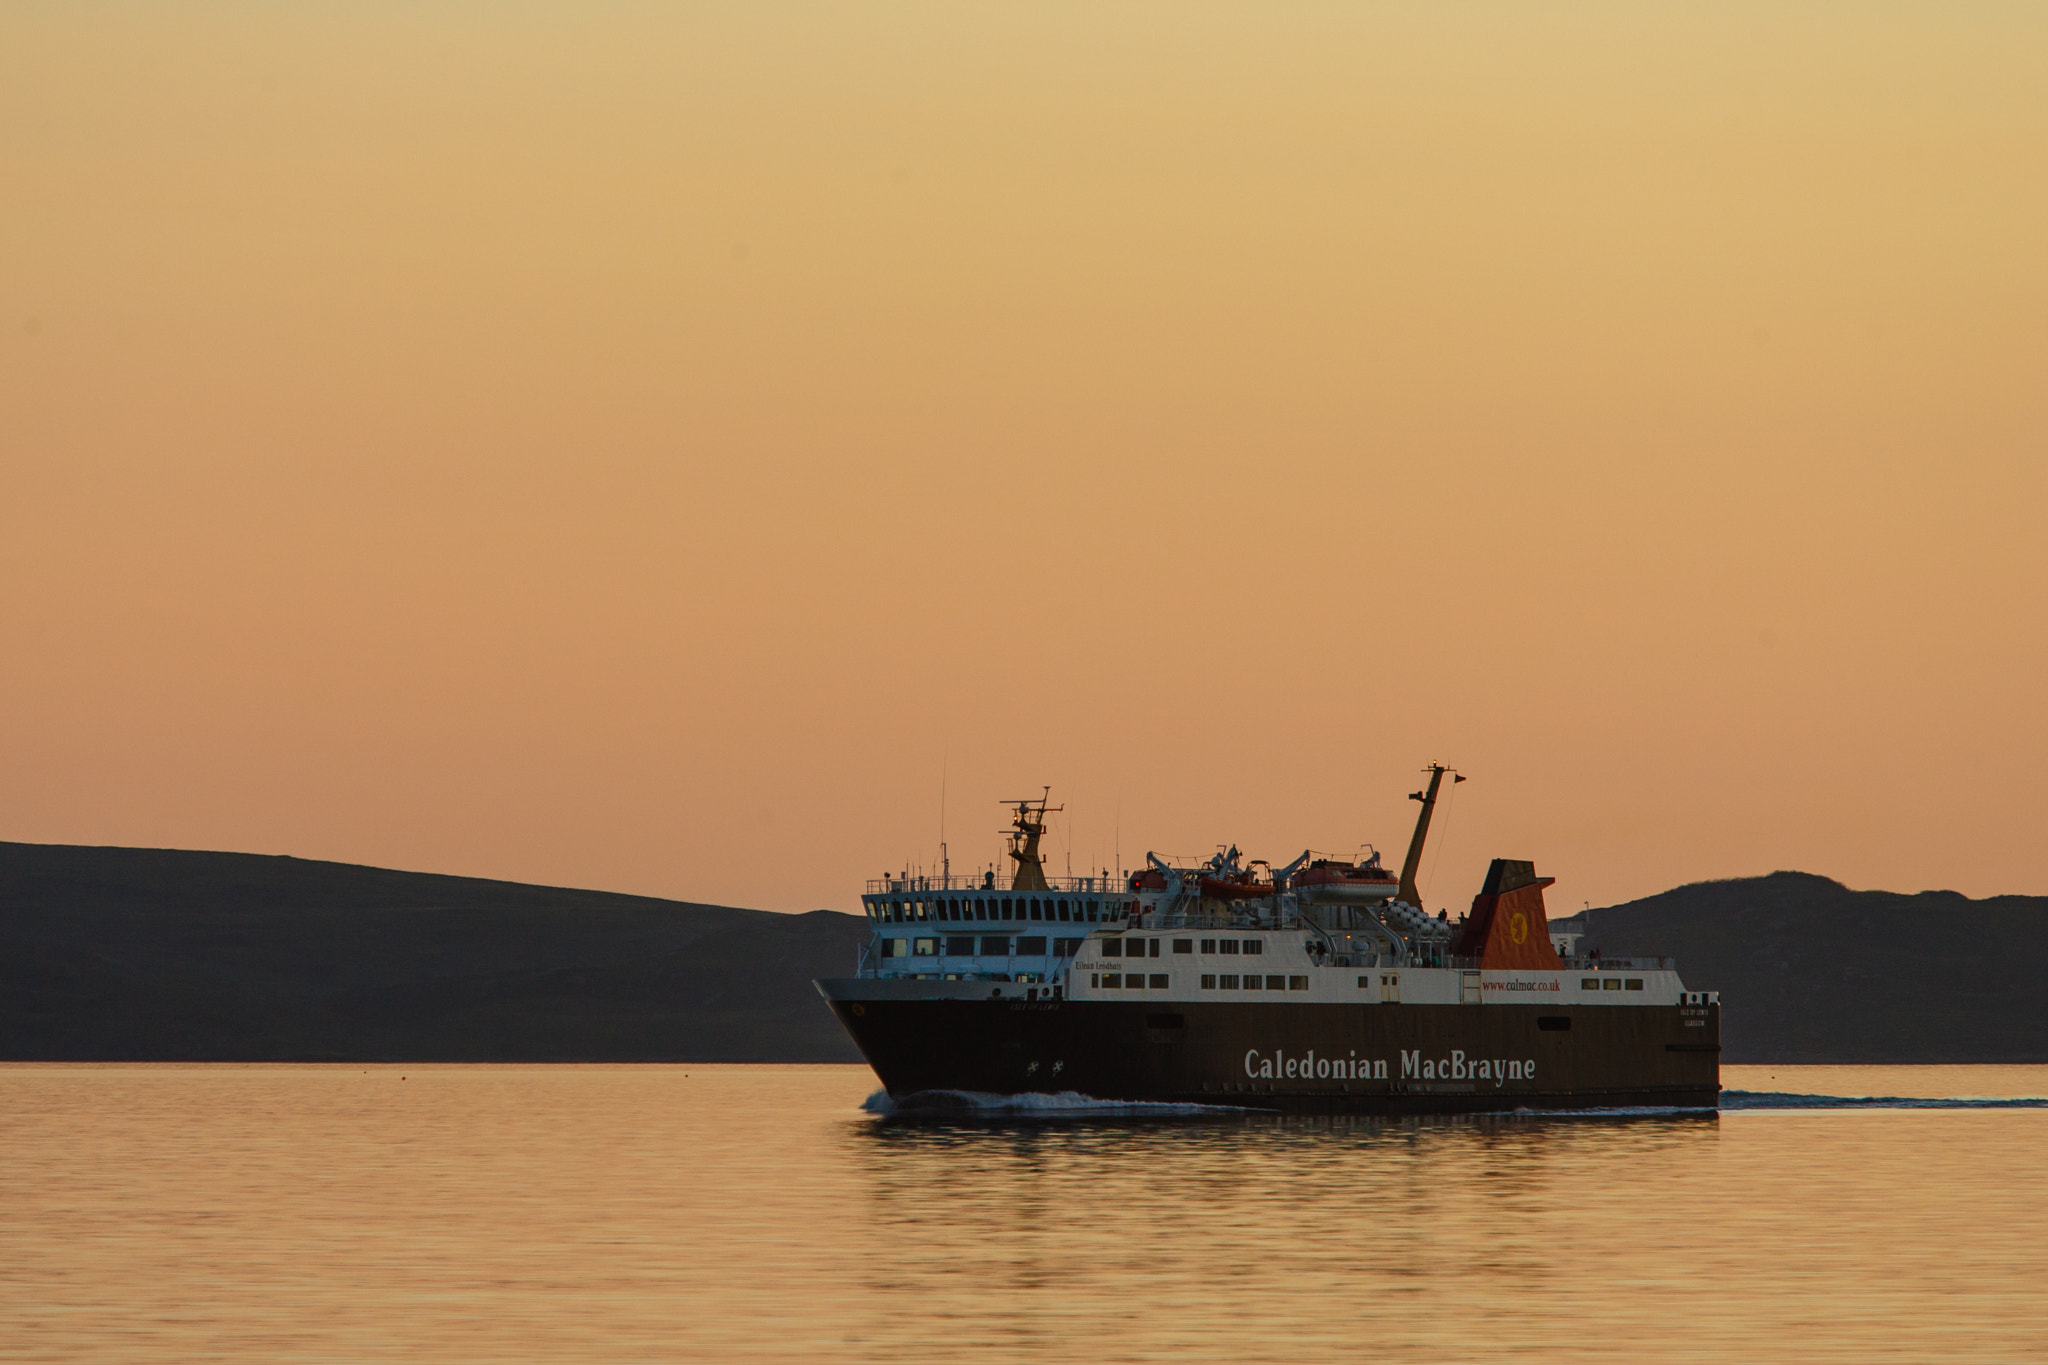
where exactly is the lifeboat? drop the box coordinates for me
[1128,867,1170,892]
[1293,860,1399,903]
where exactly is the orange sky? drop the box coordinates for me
[4,3,2044,914]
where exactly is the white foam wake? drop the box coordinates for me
[861,1088,1242,1117]
[1720,1090,2048,1111]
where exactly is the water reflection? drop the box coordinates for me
[843,1110,1723,1361]
[6,1065,2044,1364]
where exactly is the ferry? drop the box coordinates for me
[817,767,1721,1113]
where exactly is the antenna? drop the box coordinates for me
[938,747,949,885]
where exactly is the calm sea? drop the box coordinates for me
[3,1064,2044,1363]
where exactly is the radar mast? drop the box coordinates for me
[1003,788,1063,892]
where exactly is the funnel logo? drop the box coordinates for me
[1509,912,1528,945]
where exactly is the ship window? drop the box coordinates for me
[980,936,1010,956]
[1149,974,1168,989]
[1243,975,1261,990]
[949,898,962,920]
[1581,978,1601,990]
[1103,938,1122,957]
[1149,938,1161,958]
[1357,976,1370,988]
[1267,975,1287,990]
[1201,974,1217,989]
[946,936,973,956]
[1288,976,1309,990]
[1626,978,1644,991]
[1054,937,1082,957]
[974,898,988,922]
[1087,899,1100,921]
[913,938,938,956]
[1000,897,1012,919]
[1603,978,1622,991]
[884,938,907,958]
[1219,940,1239,955]
[1017,936,1047,955]
[1173,939,1193,955]
[1102,973,1121,988]
[1219,974,1240,989]
[1242,940,1264,955]
[1200,939,1216,954]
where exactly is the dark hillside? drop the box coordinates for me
[9,843,2043,1063]
[1558,872,2048,1063]
[0,842,867,1061]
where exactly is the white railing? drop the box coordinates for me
[865,875,1129,895]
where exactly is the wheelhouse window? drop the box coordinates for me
[1054,937,1084,957]
[1017,936,1047,955]
[980,936,1011,956]
[946,936,973,956]
[913,938,938,956]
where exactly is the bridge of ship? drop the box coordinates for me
[861,878,1137,981]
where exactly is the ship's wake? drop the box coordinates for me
[862,1089,1244,1118]
[1720,1090,2048,1111]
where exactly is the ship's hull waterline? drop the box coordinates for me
[820,988,1722,1115]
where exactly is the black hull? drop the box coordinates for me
[825,994,1721,1115]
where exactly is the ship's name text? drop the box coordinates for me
[1243,1049,1537,1085]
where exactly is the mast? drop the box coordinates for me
[1395,763,1464,909]
[1003,788,1062,892]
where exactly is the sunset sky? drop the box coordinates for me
[4,2,2043,914]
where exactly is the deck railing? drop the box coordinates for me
[865,875,1129,895]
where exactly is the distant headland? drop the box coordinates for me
[2,842,2041,1064]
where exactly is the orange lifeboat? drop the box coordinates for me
[1293,859,1399,903]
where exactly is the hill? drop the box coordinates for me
[7,845,2043,1063]
[1558,871,2048,1063]
[0,842,868,1061]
